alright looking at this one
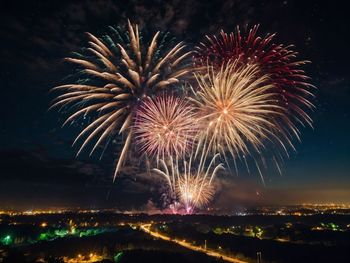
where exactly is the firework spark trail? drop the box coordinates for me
[193,25,315,130]
[133,94,198,162]
[153,153,224,213]
[193,26,315,179]
[191,60,288,172]
[50,20,192,180]
[50,20,316,204]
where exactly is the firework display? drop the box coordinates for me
[153,153,224,213]
[52,21,314,212]
[193,25,315,128]
[191,60,282,162]
[177,176,214,213]
[50,20,192,180]
[133,94,198,161]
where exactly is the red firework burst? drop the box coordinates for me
[193,25,315,128]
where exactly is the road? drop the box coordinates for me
[139,224,248,263]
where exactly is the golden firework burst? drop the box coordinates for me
[50,20,192,180]
[192,60,286,163]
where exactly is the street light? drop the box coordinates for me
[257,252,262,263]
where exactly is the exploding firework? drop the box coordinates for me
[133,94,198,161]
[153,153,224,213]
[176,175,214,214]
[50,20,192,180]
[191,60,287,172]
[193,25,315,128]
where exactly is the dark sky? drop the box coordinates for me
[0,0,349,211]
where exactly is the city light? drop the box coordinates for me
[1,235,12,246]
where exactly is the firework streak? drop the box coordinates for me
[51,22,315,211]
[51,20,192,180]
[153,153,224,213]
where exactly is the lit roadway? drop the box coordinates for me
[139,224,248,263]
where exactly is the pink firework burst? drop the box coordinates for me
[193,25,315,128]
[133,94,198,161]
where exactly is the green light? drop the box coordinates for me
[1,235,13,246]
[54,229,69,237]
[114,252,123,262]
[213,227,223,235]
[39,233,48,241]
[79,228,103,237]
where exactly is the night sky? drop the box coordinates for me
[1,0,349,211]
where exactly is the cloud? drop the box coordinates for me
[0,0,256,88]
[0,149,102,185]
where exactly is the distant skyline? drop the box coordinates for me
[0,0,349,210]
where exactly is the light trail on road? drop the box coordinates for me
[140,224,248,263]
